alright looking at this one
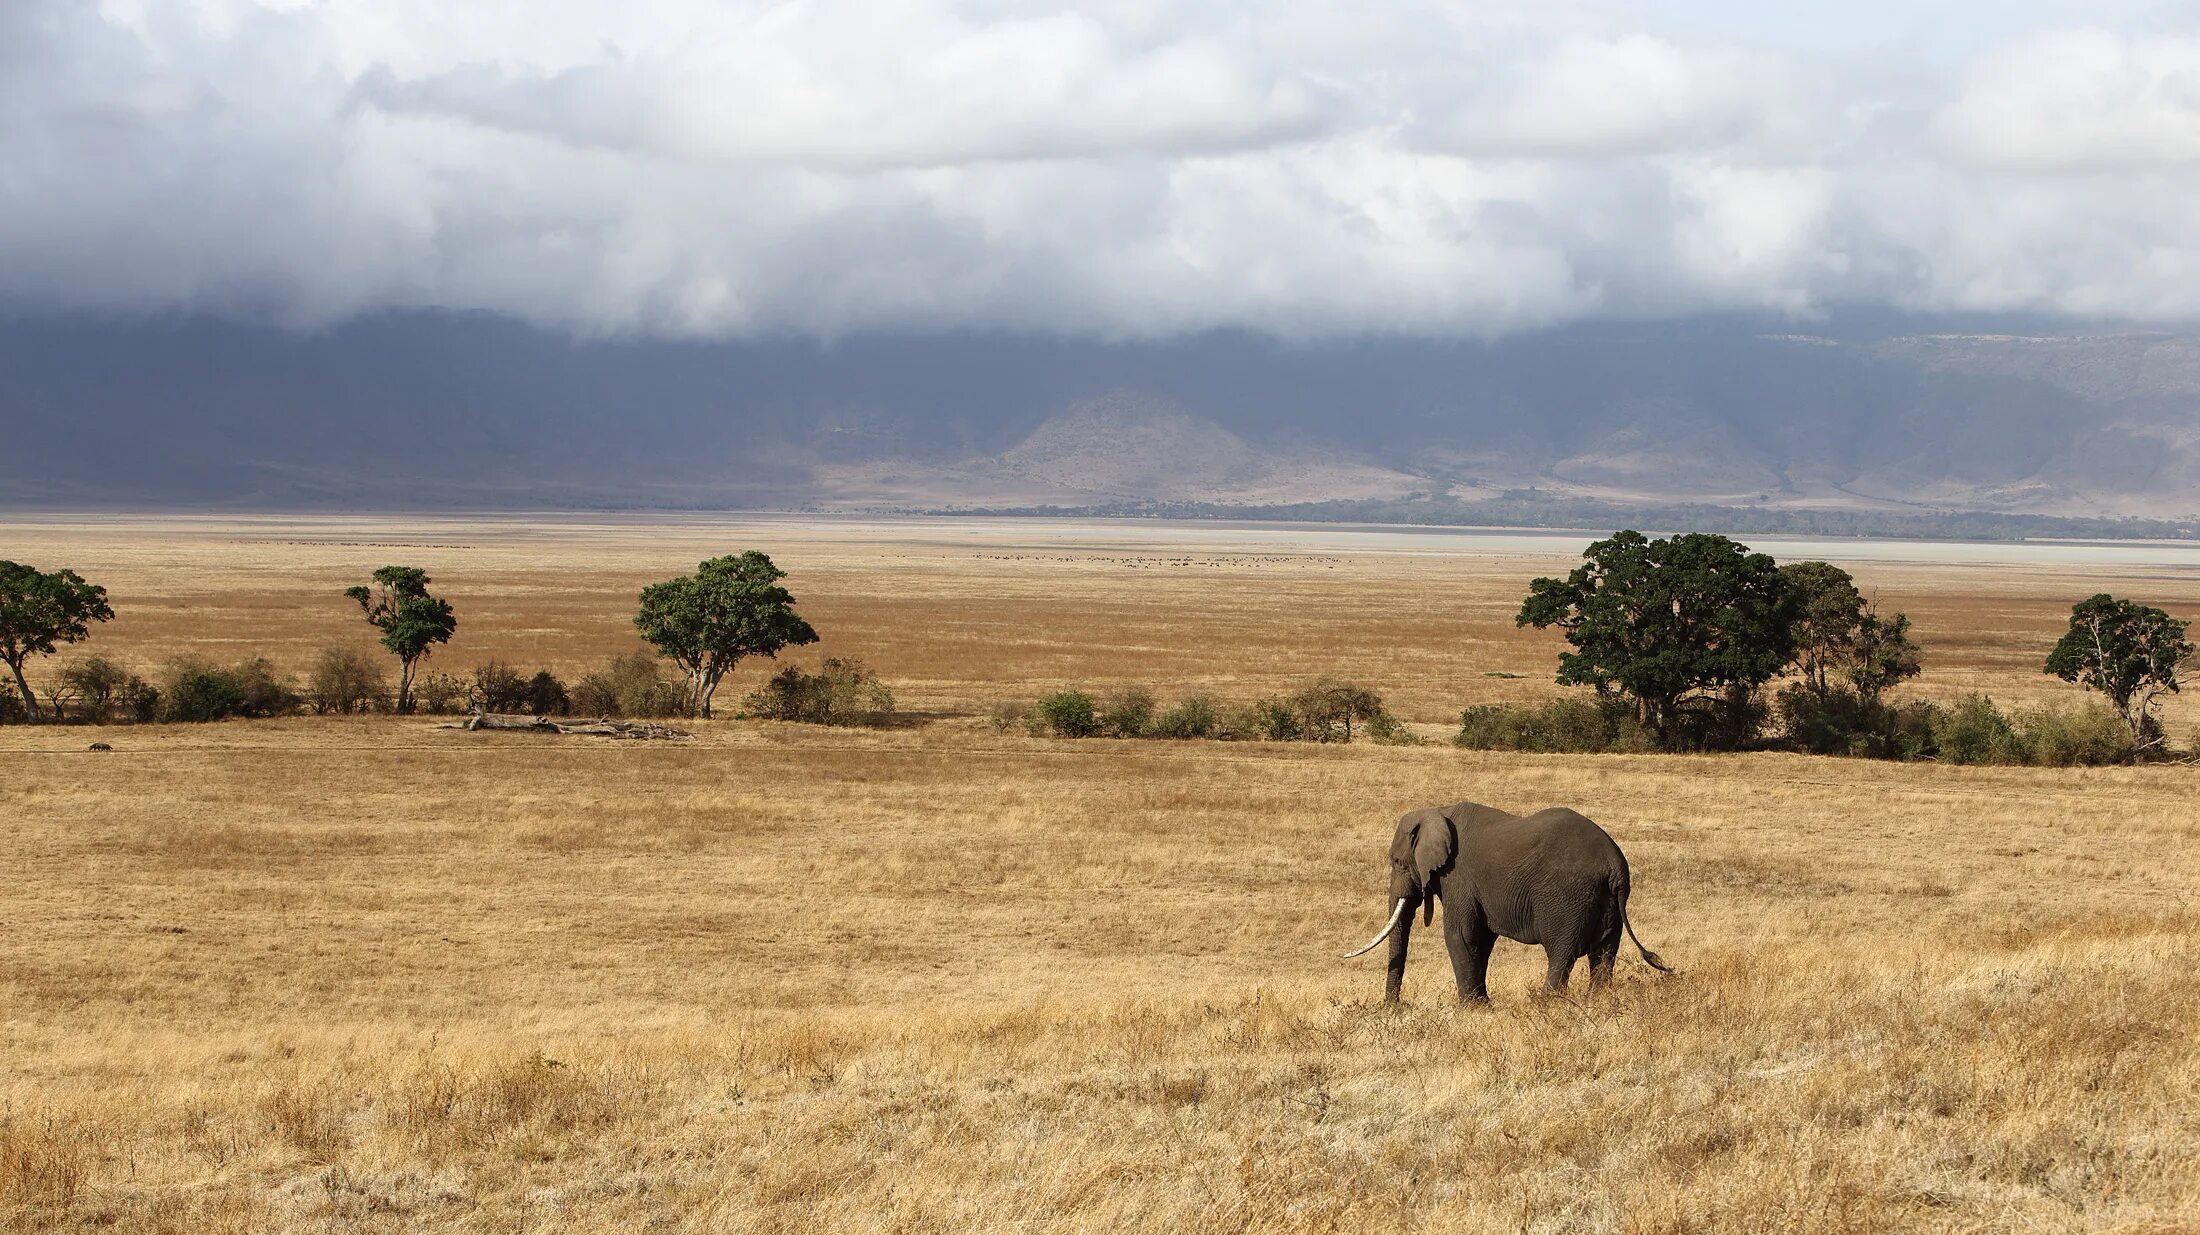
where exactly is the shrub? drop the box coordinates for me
[1887,701,1942,761]
[524,671,570,717]
[1097,688,1157,738]
[1362,709,1422,745]
[468,661,532,713]
[161,657,299,722]
[1230,698,1302,742]
[308,646,388,714]
[987,700,1027,733]
[1148,694,1220,739]
[0,690,25,725]
[2012,701,2135,767]
[59,656,133,723]
[1028,691,1100,738]
[742,658,894,726]
[1289,679,1390,742]
[570,651,684,719]
[1454,698,1646,753]
[118,677,160,724]
[1932,694,2022,765]
[413,671,468,715]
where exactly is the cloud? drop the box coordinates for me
[2,3,2200,339]
[1935,30,2200,170]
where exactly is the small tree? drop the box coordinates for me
[0,561,114,720]
[1290,679,1388,742]
[345,566,456,714]
[1780,561,1864,700]
[1848,604,1922,709]
[60,656,133,723]
[1516,530,1794,747]
[635,552,818,718]
[2044,594,2192,749]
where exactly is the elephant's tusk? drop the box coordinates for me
[1342,898,1409,959]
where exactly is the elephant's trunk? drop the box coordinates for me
[1383,895,1415,1002]
[1343,898,1409,959]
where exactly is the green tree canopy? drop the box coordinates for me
[1780,560,1865,699]
[2043,594,2192,748]
[1848,605,1923,707]
[0,561,114,720]
[1516,530,1795,745]
[635,551,818,718]
[345,565,456,714]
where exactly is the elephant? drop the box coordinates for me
[1344,801,1670,1002]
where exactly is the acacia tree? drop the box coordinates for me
[1516,530,1795,747]
[345,566,456,714]
[1848,605,1923,709]
[635,551,818,718]
[1780,560,1865,700]
[0,561,114,720]
[2044,594,2192,749]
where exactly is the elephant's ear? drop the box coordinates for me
[1413,815,1455,884]
[1413,816,1455,924]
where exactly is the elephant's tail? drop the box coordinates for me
[1622,906,1672,973]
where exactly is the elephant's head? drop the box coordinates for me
[1343,809,1455,958]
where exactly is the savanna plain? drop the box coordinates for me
[4,514,2199,1234]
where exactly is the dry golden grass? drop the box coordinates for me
[2,515,2198,1233]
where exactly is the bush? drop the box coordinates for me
[987,700,1027,733]
[308,646,388,714]
[1229,698,1302,742]
[468,661,531,713]
[59,657,134,723]
[161,657,299,722]
[1362,709,1422,745]
[1932,694,2022,765]
[1028,691,1100,738]
[524,671,570,717]
[1454,698,1648,753]
[570,652,684,719]
[1289,679,1390,743]
[743,658,895,727]
[1097,688,1157,738]
[119,677,160,723]
[2012,701,2135,766]
[1886,701,1942,761]
[413,671,468,715]
[1148,694,1220,739]
[0,690,25,725]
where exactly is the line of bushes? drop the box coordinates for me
[1007,679,1417,744]
[1455,690,2143,766]
[10,646,906,729]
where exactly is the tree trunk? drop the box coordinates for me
[695,668,722,719]
[396,657,417,714]
[7,657,39,721]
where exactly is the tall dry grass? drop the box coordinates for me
[0,515,2196,1231]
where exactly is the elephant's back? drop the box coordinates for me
[1514,808,1628,868]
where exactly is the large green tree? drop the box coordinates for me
[0,561,114,720]
[345,566,457,714]
[1516,530,1795,745]
[635,552,818,718]
[2044,594,2192,748]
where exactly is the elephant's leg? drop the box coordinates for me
[1588,919,1623,988]
[1542,946,1579,993]
[1444,911,1495,1003]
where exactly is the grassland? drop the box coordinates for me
[2,515,2198,1233]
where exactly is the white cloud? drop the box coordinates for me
[2,2,2200,337]
[1935,30,2200,170]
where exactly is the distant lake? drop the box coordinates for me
[764,515,2200,570]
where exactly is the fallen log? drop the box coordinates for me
[454,712,693,740]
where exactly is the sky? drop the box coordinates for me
[5,0,2200,341]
